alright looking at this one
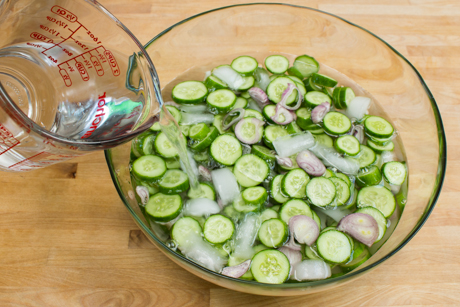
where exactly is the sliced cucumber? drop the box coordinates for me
[193,149,210,162]
[260,208,279,222]
[242,186,268,206]
[306,177,337,207]
[323,112,352,135]
[159,169,190,194]
[335,173,352,187]
[266,76,297,104]
[210,134,242,166]
[180,125,191,137]
[252,145,277,166]
[281,168,310,199]
[311,210,321,230]
[251,250,290,284]
[232,194,260,213]
[304,76,322,92]
[291,54,319,79]
[171,217,202,245]
[295,107,313,130]
[235,117,264,144]
[213,114,225,134]
[364,116,394,138]
[329,177,351,206]
[279,199,313,224]
[367,139,395,153]
[172,81,207,104]
[190,126,219,152]
[258,218,288,248]
[203,214,235,244]
[231,56,258,76]
[233,154,270,187]
[238,76,256,91]
[304,91,331,109]
[265,55,289,74]
[145,193,182,222]
[317,230,352,264]
[132,155,167,181]
[263,125,289,149]
[154,132,180,158]
[322,169,335,178]
[356,165,382,187]
[189,123,210,141]
[335,135,361,156]
[241,91,251,99]
[382,161,407,185]
[332,87,355,109]
[311,73,338,88]
[357,185,396,218]
[205,75,228,90]
[286,121,302,134]
[232,97,248,109]
[244,109,265,122]
[270,175,290,204]
[355,207,387,243]
[354,145,376,168]
[340,241,370,272]
[262,104,277,124]
[166,105,182,124]
[187,182,216,200]
[314,133,334,148]
[206,89,237,113]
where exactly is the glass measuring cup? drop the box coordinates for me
[0,0,162,172]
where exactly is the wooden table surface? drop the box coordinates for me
[1,0,457,306]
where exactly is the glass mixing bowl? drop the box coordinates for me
[105,3,446,296]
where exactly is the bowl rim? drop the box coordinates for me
[105,2,447,289]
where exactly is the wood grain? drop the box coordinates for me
[1,0,458,306]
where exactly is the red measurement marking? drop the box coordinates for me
[104,50,120,76]
[0,123,20,156]
[51,6,77,23]
[75,61,89,81]
[30,32,54,43]
[59,68,72,87]
[90,56,104,76]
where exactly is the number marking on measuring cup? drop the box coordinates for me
[75,61,90,81]
[27,5,121,87]
[0,124,20,156]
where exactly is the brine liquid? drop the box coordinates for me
[136,52,408,277]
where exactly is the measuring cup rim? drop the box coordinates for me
[0,0,162,149]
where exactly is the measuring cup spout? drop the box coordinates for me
[0,0,162,171]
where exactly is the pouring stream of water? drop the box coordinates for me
[159,105,202,193]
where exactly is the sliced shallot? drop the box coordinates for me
[234,117,265,144]
[222,108,245,131]
[221,260,251,278]
[198,165,212,181]
[278,246,302,267]
[291,260,331,281]
[289,215,320,246]
[135,186,149,205]
[278,83,303,110]
[352,125,365,144]
[248,87,269,107]
[270,104,295,125]
[337,213,379,247]
[311,102,331,124]
[276,156,293,168]
[296,150,326,177]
